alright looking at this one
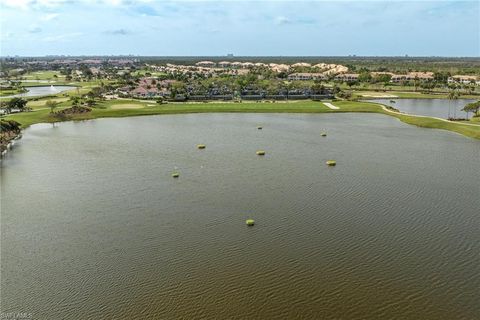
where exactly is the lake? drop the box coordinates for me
[370,98,476,119]
[1,113,479,319]
[1,85,76,98]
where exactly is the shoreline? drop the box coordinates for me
[2,100,479,140]
[0,131,22,158]
[378,104,480,127]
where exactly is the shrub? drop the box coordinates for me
[0,119,21,132]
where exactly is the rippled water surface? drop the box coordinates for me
[1,113,479,319]
[371,98,475,119]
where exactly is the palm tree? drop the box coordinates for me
[413,77,420,92]
[46,100,58,113]
[447,88,459,119]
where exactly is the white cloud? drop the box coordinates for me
[36,0,68,7]
[40,13,60,21]
[1,0,31,9]
[275,16,290,25]
[102,0,122,5]
[85,0,154,6]
[1,0,68,9]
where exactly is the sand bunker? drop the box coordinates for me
[360,93,399,98]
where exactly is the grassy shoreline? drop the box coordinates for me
[3,100,480,140]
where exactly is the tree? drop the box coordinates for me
[70,96,80,107]
[447,89,459,119]
[311,82,326,94]
[346,81,358,89]
[337,90,352,100]
[46,100,59,113]
[86,98,96,107]
[0,100,8,112]
[375,74,392,84]
[413,77,420,92]
[7,97,28,112]
[462,101,480,118]
[358,72,372,83]
[420,81,435,93]
[88,87,103,99]
[0,119,21,133]
[332,84,341,94]
[467,82,476,95]
[433,71,450,84]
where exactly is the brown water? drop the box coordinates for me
[1,113,479,319]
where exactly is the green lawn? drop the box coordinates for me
[385,111,480,139]
[21,70,66,81]
[19,79,111,88]
[0,89,25,96]
[27,97,71,110]
[3,99,479,139]
[132,69,167,77]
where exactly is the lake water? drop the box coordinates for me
[1,114,479,319]
[2,85,76,98]
[370,98,476,119]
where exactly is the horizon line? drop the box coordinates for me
[2,55,480,59]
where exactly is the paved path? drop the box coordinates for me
[323,102,340,110]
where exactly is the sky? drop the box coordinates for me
[0,0,479,57]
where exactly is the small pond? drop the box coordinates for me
[370,98,476,119]
[1,85,76,98]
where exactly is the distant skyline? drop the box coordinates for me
[1,0,479,57]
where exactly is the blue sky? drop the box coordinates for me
[0,0,479,56]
